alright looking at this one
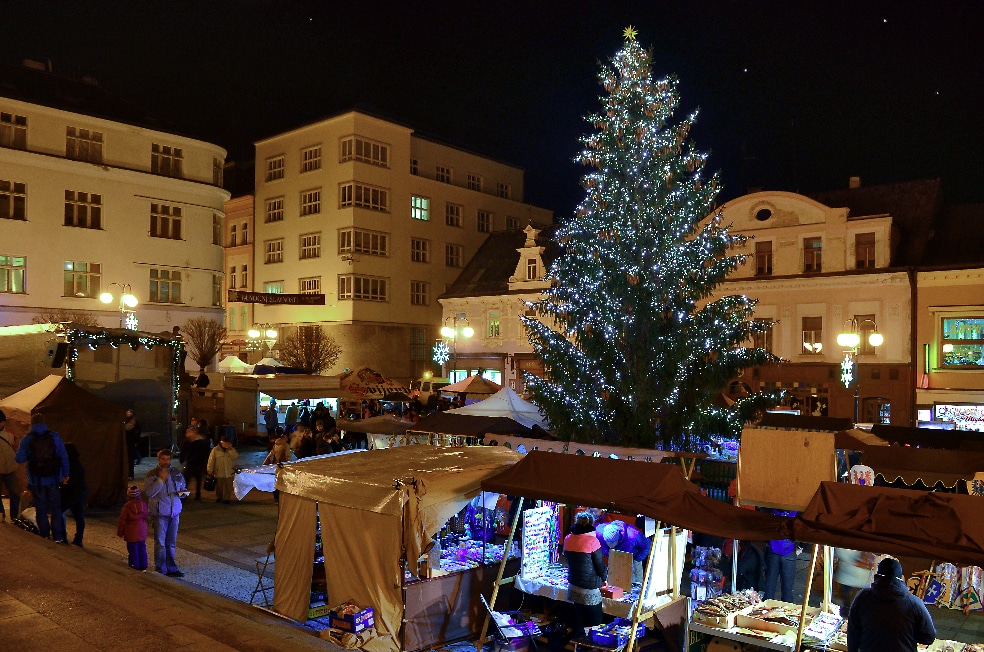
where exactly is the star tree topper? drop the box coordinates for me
[623,25,638,41]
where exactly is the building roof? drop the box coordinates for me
[0,60,183,136]
[923,203,984,268]
[807,178,942,267]
[441,223,562,299]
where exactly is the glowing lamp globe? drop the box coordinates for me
[440,326,455,338]
[837,332,861,348]
[122,293,139,308]
[99,292,114,304]
[868,332,884,347]
[462,326,475,338]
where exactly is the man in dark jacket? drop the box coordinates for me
[847,557,936,652]
[14,419,70,542]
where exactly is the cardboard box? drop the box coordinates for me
[601,585,624,600]
[329,605,374,633]
[735,600,819,635]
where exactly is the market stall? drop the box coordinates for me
[272,445,523,652]
[224,374,341,439]
[859,446,984,490]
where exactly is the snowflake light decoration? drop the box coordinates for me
[840,353,855,389]
[432,341,450,365]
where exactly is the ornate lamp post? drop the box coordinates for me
[439,316,474,382]
[247,325,278,359]
[837,318,884,423]
[99,282,139,330]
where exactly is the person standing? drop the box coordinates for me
[834,548,876,610]
[206,434,239,505]
[847,557,935,652]
[145,449,188,577]
[563,511,608,637]
[117,484,149,571]
[263,428,290,504]
[313,420,333,456]
[194,371,210,388]
[124,409,142,479]
[596,519,652,584]
[59,442,88,546]
[179,427,211,501]
[284,401,299,434]
[263,400,279,442]
[0,410,22,522]
[15,418,69,542]
[764,509,798,603]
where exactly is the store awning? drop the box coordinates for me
[792,481,984,568]
[859,446,984,488]
[481,451,790,542]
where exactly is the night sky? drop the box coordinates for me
[4,1,983,216]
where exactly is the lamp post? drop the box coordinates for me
[439,316,474,382]
[99,282,139,330]
[837,318,884,423]
[247,325,278,360]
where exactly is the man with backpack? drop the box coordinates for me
[15,416,70,542]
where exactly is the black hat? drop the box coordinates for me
[875,557,904,580]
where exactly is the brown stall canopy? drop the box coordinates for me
[481,451,791,542]
[859,446,984,488]
[793,481,984,568]
[833,429,889,450]
[411,412,533,437]
[870,424,984,450]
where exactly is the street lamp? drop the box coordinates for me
[439,316,474,382]
[247,325,278,358]
[99,282,139,330]
[837,318,884,423]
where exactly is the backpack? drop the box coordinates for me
[28,430,60,477]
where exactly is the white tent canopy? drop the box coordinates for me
[446,387,550,430]
[217,355,254,373]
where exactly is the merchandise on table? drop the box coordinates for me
[690,545,725,601]
[691,590,761,628]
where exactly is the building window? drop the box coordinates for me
[506,215,520,230]
[446,202,463,227]
[300,232,322,260]
[338,275,388,301]
[241,264,248,288]
[467,173,483,192]
[212,214,222,245]
[410,158,418,175]
[265,281,284,294]
[0,112,27,149]
[229,266,237,290]
[241,222,249,245]
[496,182,512,199]
[64,190,102,229]
[473,210,492,234]
[488,310,501,338]
[855,313,878,356]
[802,316,823,355]
[151,144,183,177]
[301,145,322,172]
[410,327,427,363]
[855,232,876,269]
[339,136,390,167]
[213,157,224,186]
[410,280,429,306]
[300,189,322,216]
[299,276,321,294]
[149,268,181,303]
[150,203,182,240]
[339,182,389,212]
[752,318,773,353]
[411,238,430,263]
[755,241,773,276]
[64,261,100,298]
[940,317,984,368]
[265,239,284,264]
[526,258,538,280]
[0,180,26,220]
[446,244,463,268]
[0,255,26,294]
[212,274,222,306]
[66,127,103,163]
[436,165,452,184]
[266,155,285,182]
[338,229,389,256]
[229,224,237,247]
[265,197,284,223]
[411,196,430,221]
[804,237,822,273]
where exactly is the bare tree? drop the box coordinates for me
[32,309,100,327]
[279,325,341,374]
[181,317,227,371]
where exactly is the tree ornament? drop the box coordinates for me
[627,273,639,285]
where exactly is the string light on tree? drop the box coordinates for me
[522,29,781,451]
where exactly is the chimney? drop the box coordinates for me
[849,176,861,189]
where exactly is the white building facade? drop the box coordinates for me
[0,62,229,335]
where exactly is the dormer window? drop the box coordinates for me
[526,258,538,280]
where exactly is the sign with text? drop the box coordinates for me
[227,290,325,305]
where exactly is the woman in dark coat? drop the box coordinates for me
[563,511,607,636]
[60,442,88,546]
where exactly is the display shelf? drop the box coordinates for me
[687,621,794,651]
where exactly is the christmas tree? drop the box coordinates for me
[523,29,781,451]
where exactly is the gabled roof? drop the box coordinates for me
[923,203,984,267]
[807,178,942,266]
[441,223,562,299]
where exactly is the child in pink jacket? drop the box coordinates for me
[117,485,149,570]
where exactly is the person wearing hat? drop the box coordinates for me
[846,556,936,652]
[0,409,22,522]
[595,519,652,584]
[117,484,149,570]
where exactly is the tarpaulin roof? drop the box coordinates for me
[447,386,551,430]
[336,414,414,435]
[859,446,984,488]
[481,451,790,542]
[411,411,534,437]
[793,481,984,568]
[834,428,889,450]
[439,375,502,395]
